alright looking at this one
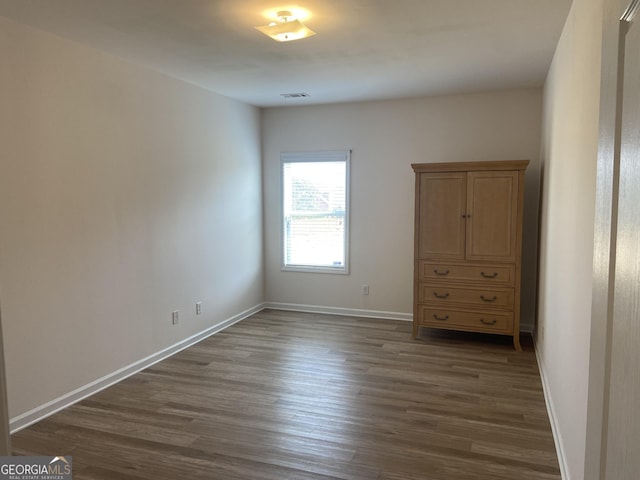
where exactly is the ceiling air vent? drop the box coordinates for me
[280,92,310,99]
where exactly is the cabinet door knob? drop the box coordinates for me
[480,295,498,302]
[433,269,450,276]
[433,314,449,321]
[480,272,498,279]
[480,318,497,325]
[433,292,450,299]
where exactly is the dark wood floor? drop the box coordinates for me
[12,309,560,479]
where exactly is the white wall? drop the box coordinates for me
[262,91,543,327]
[0,17,263,419]
[536,0,604,478]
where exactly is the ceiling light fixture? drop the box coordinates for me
[280,92,310,98]
[255,10,316,42]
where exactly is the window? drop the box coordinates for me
[281,150,350,274]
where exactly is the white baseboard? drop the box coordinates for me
[534,339,570,480]
[263,302,413,321]
[9,303,265,433]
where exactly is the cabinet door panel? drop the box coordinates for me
[466,171,518,261]
[417,173,466,260]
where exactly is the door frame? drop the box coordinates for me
[0,303,11,455]
[587,0,639,478]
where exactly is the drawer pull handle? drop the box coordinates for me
[480,318,497,326]
[433,292,450,299]
[433,314,449,321]
[481,271,498,279]
[480,295,498,302]
[433,269,450,276]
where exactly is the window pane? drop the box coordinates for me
[283,158,347,270]
[285,214,345,267]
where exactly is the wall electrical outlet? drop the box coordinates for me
[172,310,179,325]
[196,302,202,315]
[362,284,369,295]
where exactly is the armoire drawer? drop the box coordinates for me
[419,261,515,285]
[418,283,515,309]
[417,306,513,334]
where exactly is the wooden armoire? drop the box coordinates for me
[411,160,528,351]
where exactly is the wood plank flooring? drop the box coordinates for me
[11,309,560,479]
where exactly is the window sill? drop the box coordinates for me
[281,265,349,275]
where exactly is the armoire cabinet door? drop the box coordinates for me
[465,171,519,262]
[417,172,466,260]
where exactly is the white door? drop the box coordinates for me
[605,7,640,478]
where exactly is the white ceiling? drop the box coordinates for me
[0,0,572,107]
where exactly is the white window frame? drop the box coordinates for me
[280,150,351,274]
